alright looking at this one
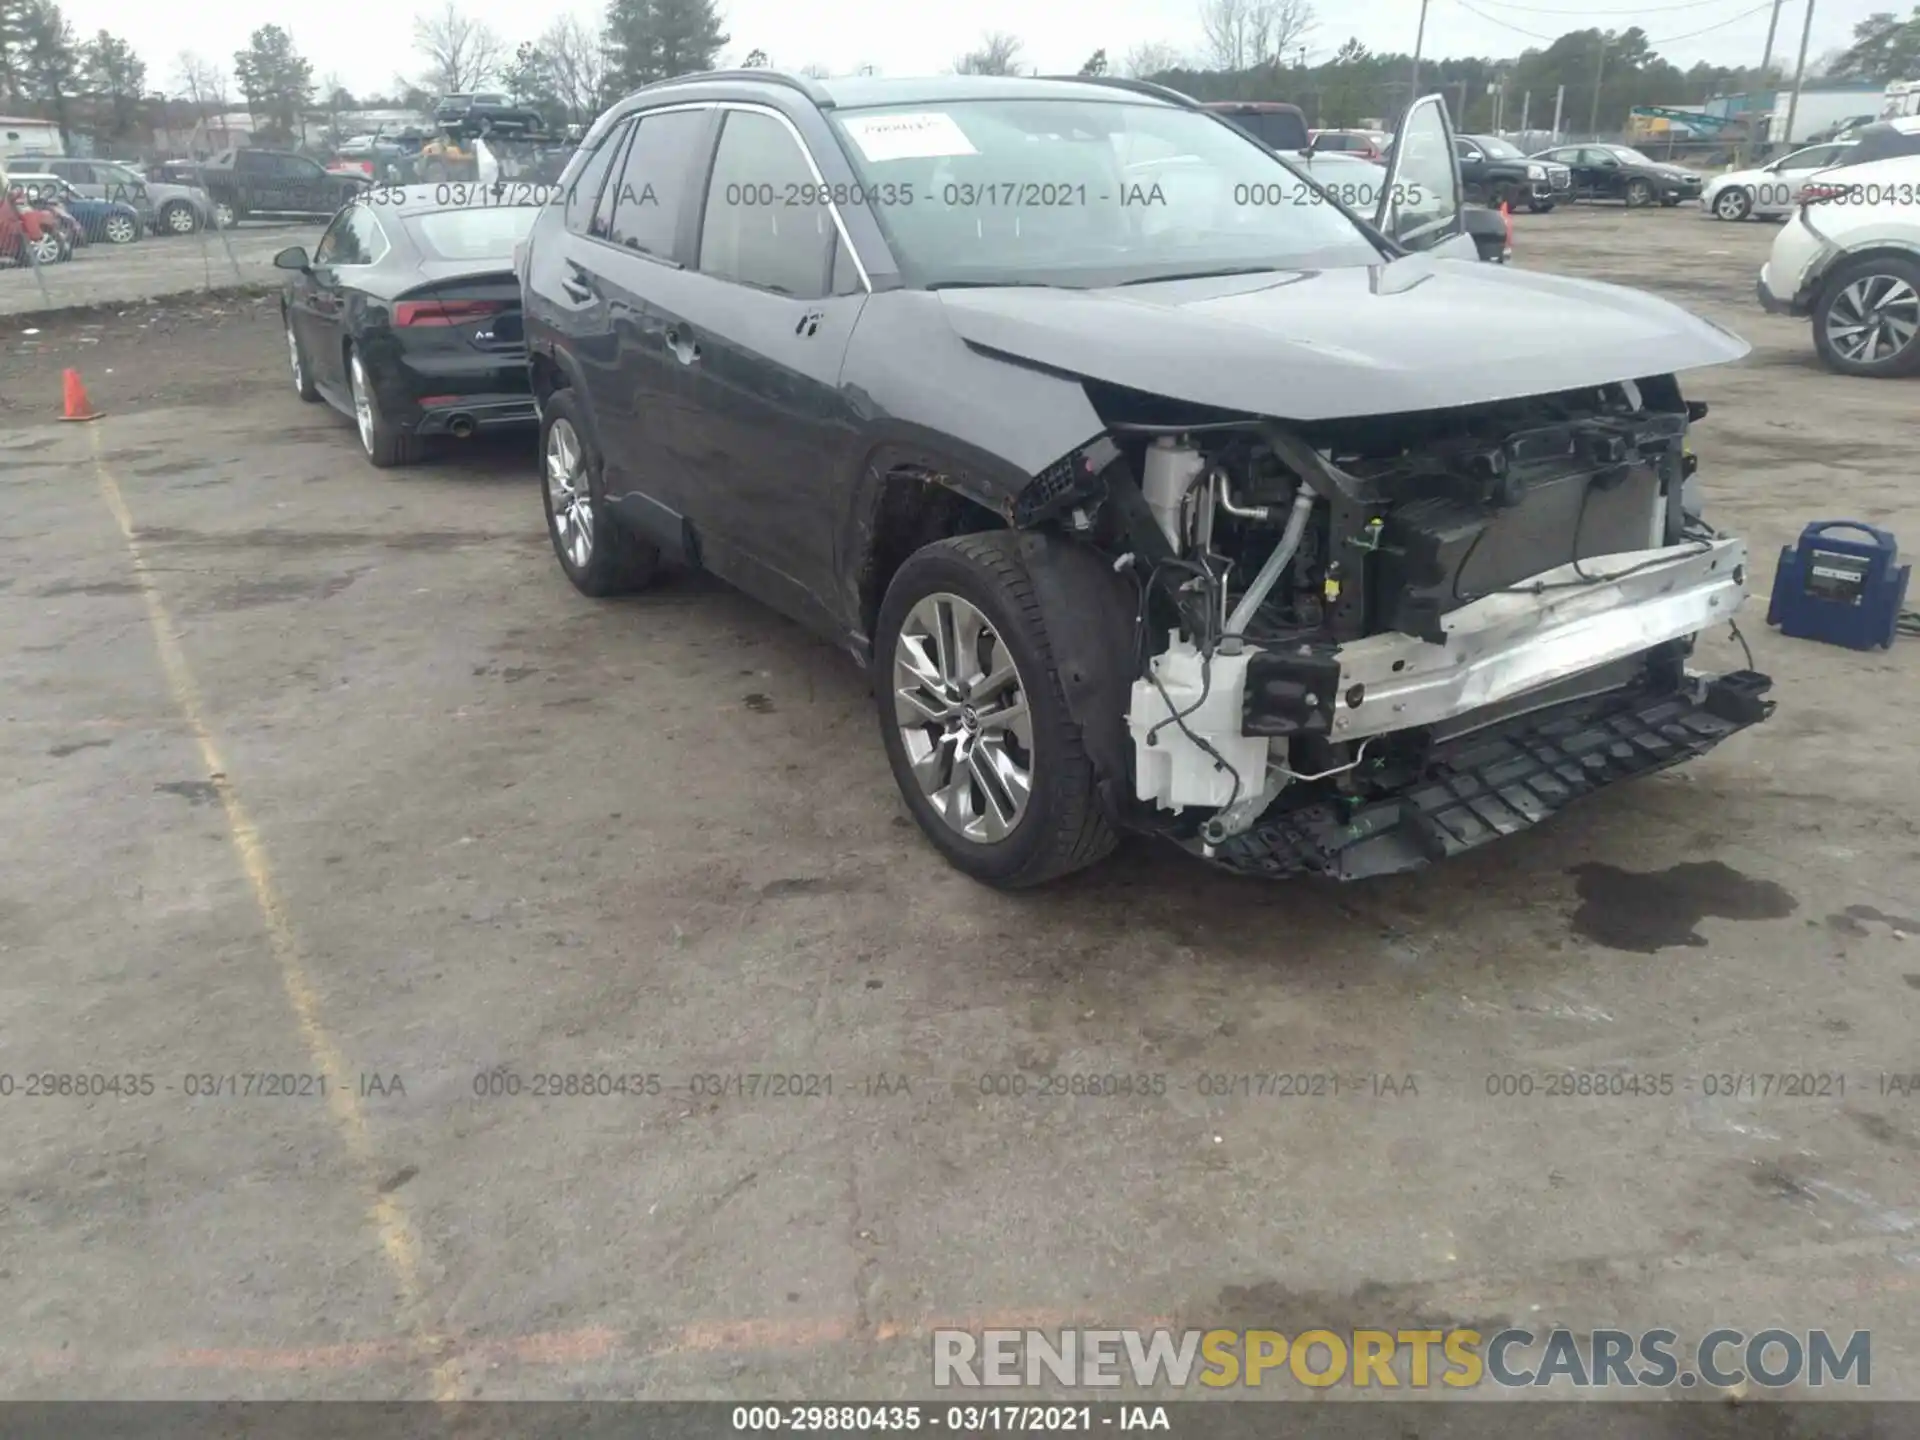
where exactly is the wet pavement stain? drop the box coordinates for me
[130,459,211,478]
[1567,861,1798,953]
[154,780,219,806]
[744,694,775,713]
[48,739,111,759]
[206,572,361,610]
[36,579,141,598]
[1826,904,1919,938]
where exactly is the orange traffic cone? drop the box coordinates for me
[60,368,101,422]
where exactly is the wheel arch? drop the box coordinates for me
[848,452,1011,654]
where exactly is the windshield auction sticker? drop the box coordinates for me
[841,112,980,162]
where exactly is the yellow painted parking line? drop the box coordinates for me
[84,424,464,1403]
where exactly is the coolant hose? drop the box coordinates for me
[1225,488,1316,636]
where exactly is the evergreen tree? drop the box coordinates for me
[81,29,145,142]
[603,0,727,95]
[233,24,314,138]
[11,0,79,146]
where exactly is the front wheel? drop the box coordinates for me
[213,200,238,229]
[1712,186,1753,221]
[1527,198,1554,213]
[875,534,1116,889]
[26,232,63,266]
[1812,255,1920,378]
[160,200,200,234]
[286,315,319,402]
[103,213,139,243]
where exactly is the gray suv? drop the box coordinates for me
[45,156,217,235]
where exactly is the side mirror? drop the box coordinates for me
[273,245,311,272]
[1373,93,1462,252]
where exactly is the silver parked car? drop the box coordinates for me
[46,156,220,235]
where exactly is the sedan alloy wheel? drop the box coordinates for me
[545,417,593,571]
[1819,268,1920,374]
[1713,187,1752,221]
[104,213,138,243]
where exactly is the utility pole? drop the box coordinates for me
[1410,0,1431,99]
[1551,83,1565,142]
[1520,90,1531,137]
[1757,0,1785,85]
[1782,0,1817,145]
[1588,33,1610,136]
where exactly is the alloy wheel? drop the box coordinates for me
[28,233,59,265]
[1714,188,1750,220]
[545,417,593,570]
[891,592,1033,843]
[105,214,136,243]
[214,202,235,229]
[349,354,375,453]
[166,205,196,233]
[286,324,304,395]
[1825,274,1920,366]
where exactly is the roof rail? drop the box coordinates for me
[626,68,836,108]
[1040,75,1202,110]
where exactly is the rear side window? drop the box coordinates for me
[564,119,631,235]
[315,206,389,266]
[608,109,708,259]
[697,110,834,298]
[1251,110,1307,151]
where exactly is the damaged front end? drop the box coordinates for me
[1017,377,1775,880]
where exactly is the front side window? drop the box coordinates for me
[827,97,1383,289]
[698,110,834,298]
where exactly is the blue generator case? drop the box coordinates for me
[1766,522,1910,651]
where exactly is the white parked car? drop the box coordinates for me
[1756,152,1920,377]
[1702,140,1856,220]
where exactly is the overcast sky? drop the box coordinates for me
[52,0,1894,102]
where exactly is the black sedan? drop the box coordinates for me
[1530,144,1704,207]
[274,184,543,467]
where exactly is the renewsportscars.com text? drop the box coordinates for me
[931,1327,1871,1391]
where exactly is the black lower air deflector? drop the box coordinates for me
[1201,671,1774,881]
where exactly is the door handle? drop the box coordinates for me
[664,326,701,365]
[561,264,595,303]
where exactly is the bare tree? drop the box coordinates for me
[412,1,505,94]
[1123,40,1186,77]
[1198,0,1314,72]
[173,50,226,128]
[535,13,605,122]
[797,62,831,78]
[954,31,1023,76]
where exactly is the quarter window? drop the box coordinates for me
[698,110,834,297]
[564,118,631,235]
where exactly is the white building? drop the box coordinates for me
[0,116,65,159]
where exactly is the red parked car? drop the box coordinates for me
[1307,128,1391,160]
[0,189,72,266]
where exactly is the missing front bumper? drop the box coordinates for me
[1198,669,1774,881]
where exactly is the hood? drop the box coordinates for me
[144,180,207,205]
[934,258,1750,421]
[1651,162,1701,180]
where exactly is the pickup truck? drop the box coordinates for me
[162,147,367,226]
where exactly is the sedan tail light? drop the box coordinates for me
[1799,181,1844,205]
[394,298,507,327]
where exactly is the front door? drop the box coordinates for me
[656,105,870,632]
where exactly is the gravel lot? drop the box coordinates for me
[3,203,1917,1405]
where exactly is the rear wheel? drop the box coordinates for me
[1713,186,1753,221]
[26,231,63,266]
[286,315,319,402]
[1812,255,1920,378]
[213,200,239,229]
[875,534,1115,889]
[540,390,659,596]
[161,200,200,234]
[103,213,139,244]
[346,346,418,468]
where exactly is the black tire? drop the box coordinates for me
[873,533,1116,889]
[160,200,201,234]
[284,311,319,402]
[1811,254,1920,379]
[1528,197,1553,213]
[345,344,419,469]
[1625,178,1654,207]
[1660,196,1681,207]
[1712,186,1753,221]
[539,389,660,596]
[103,212,139,244]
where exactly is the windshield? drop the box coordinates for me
[403,205,539,260]
[1476,137,1524,159]
[1606,146,1655,164]
[826,98,1386,288]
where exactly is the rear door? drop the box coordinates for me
[235,151,283,211]
[296,205,389,395]
[661,105,869,627]
[568,105,716,549]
